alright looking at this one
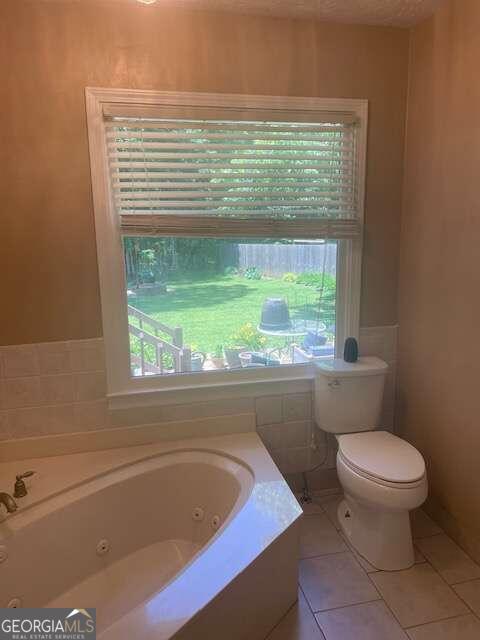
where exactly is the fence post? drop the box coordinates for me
[180,348,192,372]
[140,334,145,376]
[173,327,183,348]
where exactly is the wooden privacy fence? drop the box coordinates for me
[128,305,191,375]
[237,242,337,277]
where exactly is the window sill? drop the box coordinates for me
[108,363,315,410]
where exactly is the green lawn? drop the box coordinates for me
[129,274,331,355]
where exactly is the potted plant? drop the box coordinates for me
[205,345,225,370]
[229,323,268,367]
[223,344,246,369]
[189,345,206,372]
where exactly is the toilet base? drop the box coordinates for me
[338,496,415,571]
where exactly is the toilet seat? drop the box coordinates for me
[337,431,425,487]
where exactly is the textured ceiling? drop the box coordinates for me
[132,0,446,27]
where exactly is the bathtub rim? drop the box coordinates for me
[0,447,254,538]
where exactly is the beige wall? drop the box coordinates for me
[1,0,409,345]
[398,0,480,560]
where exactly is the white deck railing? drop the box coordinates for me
[128,305,191,375]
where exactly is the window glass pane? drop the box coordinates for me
[123,237,337,377]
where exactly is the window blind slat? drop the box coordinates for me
[120,214,360,239]
[115,190,354,201]
[106,115,360,237]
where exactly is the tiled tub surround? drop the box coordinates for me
[0,328,397,467]
[266,491,480,640]
[0,339,107,439]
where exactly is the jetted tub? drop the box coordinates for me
[0,434,301,639]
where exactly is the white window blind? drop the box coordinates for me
[105,106,360,238]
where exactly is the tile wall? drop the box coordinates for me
[0,327,397,479]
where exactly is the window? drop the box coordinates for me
[86,89,366,401]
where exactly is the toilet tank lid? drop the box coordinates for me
[314,356,388,378]
[338,431,426,484]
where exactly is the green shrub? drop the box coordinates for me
[244,267,262,280]
[282,272,298,283]
[213,344,224,359]
[296,272,336,291]
[230,323,267,351]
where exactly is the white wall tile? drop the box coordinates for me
[0,328,397,448]
[283,420,311,448]
[74,371,107,402]
[0,411,10,440]
[257,423,285,451]
[73,400,108,431]
[269,449,286,471]
[40,375,75,404]
[283,393,312,421]
[255,395,283,426]
[37,342,71,375]
[1,345,40,378]
[68,341,105,373]
[47,404,75,434]
[7,407,49,438]
[359,325,398,363]
[3,377,43,409]
[109,396,254,428]
[283,447,314,474]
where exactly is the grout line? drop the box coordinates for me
[450,575,480,587]
[311,597,382,616]
[301,497,480,630]
[299,548,349,561]
[450,583,480,623]
[403,611,477,631]
[298,583,327,639]
[412,531,444,541]
[360,552,413,629]
[262,597,298,639]
[408,555,479,627]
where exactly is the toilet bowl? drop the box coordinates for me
[336,430,427,570]
[314,357,428,571]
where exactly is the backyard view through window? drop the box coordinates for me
[124,237,337,376]
[89,89,364,390]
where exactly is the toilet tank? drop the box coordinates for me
[314,357,388,434]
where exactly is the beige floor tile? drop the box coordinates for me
[338,535,425,575]
[300,514,347,559]
[266,589,325,639]
[410,510,443,539]
[415,534,480,585]
[299,552,380,613]
[453,578,480,616]
[311,488,342,499]
[406,614,480,640]
[316,601,408,640]
[318,494,343,530]
[296,496,324,515]
[370,563,469,627]
[338,532,378,572]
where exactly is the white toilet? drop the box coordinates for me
[314,357,427,571]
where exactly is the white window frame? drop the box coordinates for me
[85,88,367,407]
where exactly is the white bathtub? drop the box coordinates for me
[0,433,301,639]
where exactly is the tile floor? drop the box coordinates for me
[266,490,480,639]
